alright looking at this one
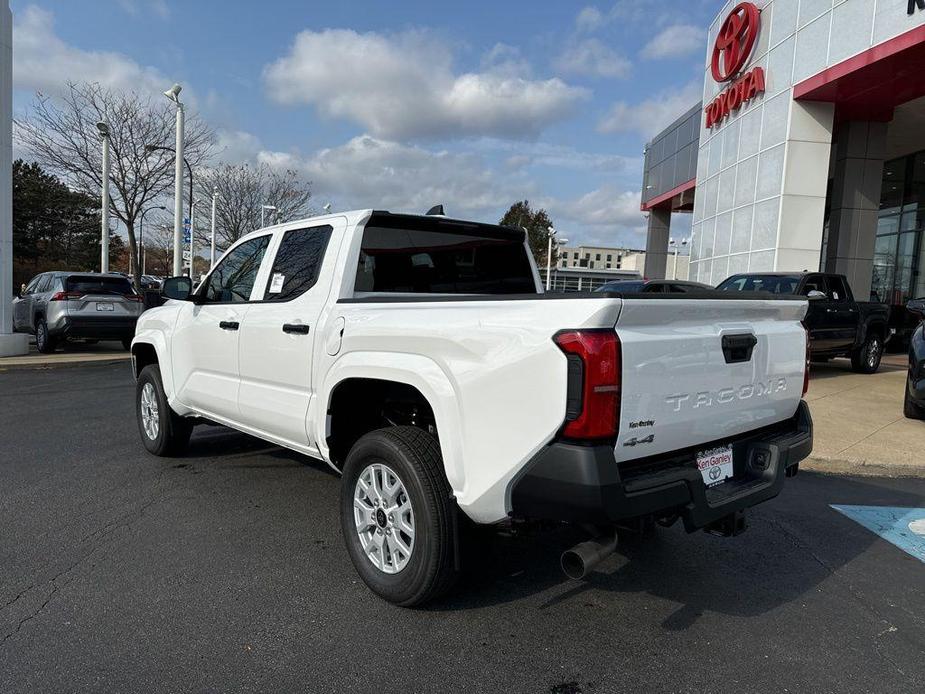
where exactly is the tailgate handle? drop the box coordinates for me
[722,333,757,364]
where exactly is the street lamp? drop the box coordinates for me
[261,204,277,228]
[669,237,689,280]
[210,187,218,269]
[139,204,167,277]
[545,227,568,291]
[96,120,110,273]
[163,82,184,276]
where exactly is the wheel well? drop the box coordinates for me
[131,342,158,378]
[866,322,887,341]
[327,378,437,468]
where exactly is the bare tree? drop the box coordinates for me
[16,82,214,290]
[196,163,313,252]
[140,219,174,278]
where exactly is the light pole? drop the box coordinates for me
[139,204,166,277]
[163,83,184,276]
[545,227,568,291]
[261,204,277,228]
[189,198,202,278]
[210,187,218,269]
[96,121,110,273]
[669,237,689,280]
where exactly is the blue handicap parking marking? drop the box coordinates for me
[831,505,925,564]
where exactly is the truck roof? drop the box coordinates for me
[238,209,522,241]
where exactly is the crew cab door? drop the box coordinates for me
[801,274,834,351]
[237,219,342,449]
[170,235,272,421]
[823,275,859,351]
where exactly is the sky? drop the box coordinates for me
[9,0,721,249]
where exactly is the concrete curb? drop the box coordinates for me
[0,355,132,372]
[802,456,925,479]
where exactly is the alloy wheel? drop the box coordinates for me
[140,382,160,441]
[353,463,415,574]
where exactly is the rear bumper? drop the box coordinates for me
[510,401,813,532]
[50,315,138,340]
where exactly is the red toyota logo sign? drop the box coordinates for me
[711,2,761,83]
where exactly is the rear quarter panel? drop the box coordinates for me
[317,297,623,523]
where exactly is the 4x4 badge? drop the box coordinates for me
[623,434,655,447]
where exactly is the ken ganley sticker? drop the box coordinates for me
[269,273,285,294]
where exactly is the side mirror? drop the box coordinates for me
[806,290,827,300]
[907,298,925,317]
[161,276,194,301]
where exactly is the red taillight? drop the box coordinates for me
[802,324,811,396]
[553,329,621,440]
[125,294,143,302]
[50,291,81,301]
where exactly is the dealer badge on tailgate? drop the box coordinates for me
[697,445,733,488]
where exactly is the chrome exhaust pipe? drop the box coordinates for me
[561,533,618,580]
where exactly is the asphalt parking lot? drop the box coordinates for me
[2,364,924,693]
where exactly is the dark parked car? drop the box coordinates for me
[12,272,144,353]
[596,279,714,294]
[905,298,925,420]
[717,272,890,374]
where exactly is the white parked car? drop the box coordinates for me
[131,209,813,605]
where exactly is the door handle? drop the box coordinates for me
[282,323,310,335]
[219,321,239,331]
[826,308,837,313]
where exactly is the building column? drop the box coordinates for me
[823,120,887,300]
[0,0,27,356]
[644,208,670,279]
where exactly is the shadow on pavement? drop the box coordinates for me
[428,472,925,628]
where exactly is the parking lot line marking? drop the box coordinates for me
[831,505,925,564]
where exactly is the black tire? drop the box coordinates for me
[904,384,925,420]
[136,364,193,456]
[851,333,883,374]
[340,426,459,606]
[35,319,57,354]
[121,337,132,351]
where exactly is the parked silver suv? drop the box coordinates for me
[12,272,144,353]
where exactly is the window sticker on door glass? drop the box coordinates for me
[269,272,285,294]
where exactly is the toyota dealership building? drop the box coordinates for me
[642,0,925,319]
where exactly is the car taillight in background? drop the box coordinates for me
[802,323,811,396]
[553,329,621,441]
[50,291,82,301]
[124,294,144,302]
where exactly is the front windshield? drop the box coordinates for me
[717,275,800,294]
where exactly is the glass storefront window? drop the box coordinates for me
[872,234,898,303]
[878,213,901,236]
[875,152,925,306]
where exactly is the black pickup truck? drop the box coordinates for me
[717,272,891,374]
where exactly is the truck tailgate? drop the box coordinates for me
[615,297,808,463]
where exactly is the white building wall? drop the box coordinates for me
[690,0,925,285]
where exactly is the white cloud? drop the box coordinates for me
[553,39,632,79]
[641,25,704,60]
[470,139,640,174]
[117,0,170,19]
[575,7,605,33]
[263,28,587,140]
[13,6,171,95]
[260,135,535,220]
[553,186,643,229]
[598,81,702,138]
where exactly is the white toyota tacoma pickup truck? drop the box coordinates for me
[131,209,813,606]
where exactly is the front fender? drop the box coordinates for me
[132,305,180,403]
[317,351,465,498]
